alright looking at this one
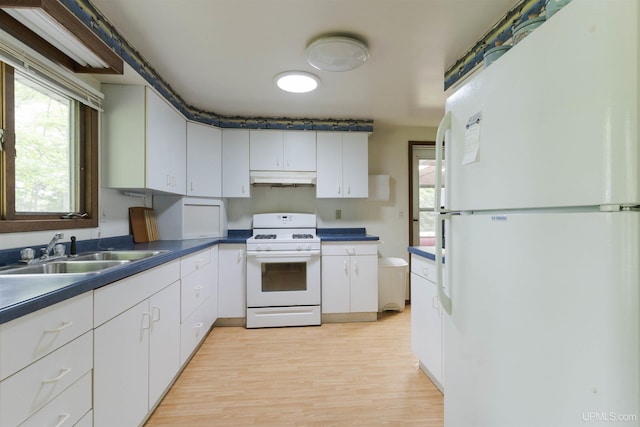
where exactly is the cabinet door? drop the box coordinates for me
[102,84,146,189]
[321,255,350,313]
[283,131,316,171]
[349,255,378,312]
[149,281,181,407]
[217,245,246,317]
[222,130,250,198]
[94,300,150,427]
[146,88,177,193]
[250,131,282,170]
[316,133,343,198]
[187,122,221,197]
[410,271,443,386]
[341,133,368,198]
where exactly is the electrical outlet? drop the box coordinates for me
[399,209,405,219]
[335,209,342,220]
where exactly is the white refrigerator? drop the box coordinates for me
[433,1,640,426]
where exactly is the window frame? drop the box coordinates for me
[0,62,98,233]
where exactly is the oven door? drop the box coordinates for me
[246,251,320,307]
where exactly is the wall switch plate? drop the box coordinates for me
[335,209,342,220]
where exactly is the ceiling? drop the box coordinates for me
[90,0,518,128]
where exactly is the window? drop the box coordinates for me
[0,62,98,232]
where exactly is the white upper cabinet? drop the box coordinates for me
[316,132,368,198]
[222,129,250,198]
[102,85,186,195]
[250,130,316,171]
[186,122,222,197]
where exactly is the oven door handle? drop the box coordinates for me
[247,251,320,258]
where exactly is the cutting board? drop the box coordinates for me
[129,207,159,242]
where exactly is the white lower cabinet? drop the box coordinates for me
[410,253,444,390]
[0,292,94,427]
[180,247,218,365]
[321,243,378,314]
[0,332,93,427]
[93,261,181,427]
[218,244,246,319]
[20,371,92,427]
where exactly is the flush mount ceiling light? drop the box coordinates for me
[306,36,369,72]
[275,71,320,93]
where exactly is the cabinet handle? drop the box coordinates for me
[422,268,429,278]
[347,185,351,195]
[242,184,246,194]
[166,174,171,186]
[194,322,204,329]
[353,259,359,275]
[190,181,194,192]
[45,321,73,333]
[142,312,152,331]
[337,185,341,195]
[343,260,348,275]
[237,249,243,263]
[195,259,201,269]
[195,285,204,296]
[152,306,161,323]
[43,367,72,384]
[54,413,71,427]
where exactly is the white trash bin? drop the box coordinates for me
[378,257,408,312]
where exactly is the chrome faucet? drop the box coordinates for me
[41,232,64,260]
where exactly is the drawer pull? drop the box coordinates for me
[194,322,204,329]
[54,413,71,427]
[43,367,71,384]
[45,321,73,333]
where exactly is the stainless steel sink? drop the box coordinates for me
[71,250,169,261]
[0,260,130,275]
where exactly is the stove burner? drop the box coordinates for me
[254,234,277,239]
[293,234,314,239]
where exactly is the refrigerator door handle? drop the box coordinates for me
[434,111,450,213]
[436,212,452,315]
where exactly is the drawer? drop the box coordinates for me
[0,292,93,380]
[180,298,214,366]
[94,259,180,327]
[181,248,211,278]
[74,410,93,427]
[411,254,437,283]
[181,265,213,322]
[20,371,92,427]
[0,332,93,427]
[321,243,378,256]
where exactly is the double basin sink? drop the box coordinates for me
[0,250,169,276]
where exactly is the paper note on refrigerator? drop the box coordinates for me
[462,114,481,165]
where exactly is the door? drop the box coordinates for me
[444,211,640,426]
[444,0,639,211]
[410,144,442,247]
[246,252,320,307]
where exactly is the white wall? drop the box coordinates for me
[227,123,437,262]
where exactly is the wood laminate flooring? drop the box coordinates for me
[145,305,444,426]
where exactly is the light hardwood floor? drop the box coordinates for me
[145,305,444,426]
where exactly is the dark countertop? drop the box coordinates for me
[407,246,443,262]
[0,228,378,325]
[317,228,379,242]
[0,237,225,325]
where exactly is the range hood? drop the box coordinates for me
[250,171,316,186]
